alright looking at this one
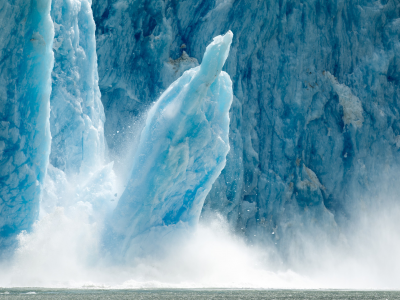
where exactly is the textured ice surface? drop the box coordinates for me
[0,0,54,250]
[41,0,116,222]
[94,0,400,259]
[0,0,111,252]
[325,71,364,129]
[104,31,233,258]
[50,0,105,176]
[93,0,199,167]
[41,161,116,222]
[1,0,399,266]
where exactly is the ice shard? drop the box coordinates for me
[0,0,54,250]
[104,31,233,258]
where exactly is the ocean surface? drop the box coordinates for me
[0,289,399,299]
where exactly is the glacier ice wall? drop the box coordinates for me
[104,31,233,258]
[94,0,400,258]
[0,0,54,250]
[92,0,199,169]
[0,0,112,252]
[40,0,116,222]
[50,0,105,176]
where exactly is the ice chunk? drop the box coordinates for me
[104,31,234,258]
[0,0,54,251]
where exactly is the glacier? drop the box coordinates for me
[50,0,106,176]
[0,0,54,251]
[41,0,116,221]
[93,0,400,260]
[0,0,234,262]
[104,31,233,259]
[1,0,400,275]
[0,0,114,252]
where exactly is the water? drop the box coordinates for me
[0,289,399,299]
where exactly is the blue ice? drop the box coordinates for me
[0,0,54,251]
[104,31,234,258]
[50,0,106,176]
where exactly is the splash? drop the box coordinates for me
[0,212,312,289]
[1,204,400,289]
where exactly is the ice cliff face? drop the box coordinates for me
[0,0,54,250]
[42,0,116,222]
[104,31,233,259]
[92,0,199,168]
[50,0,105,176]
[93,0,400,256]
[1,0,400,264]
[0,0,234,260]
[0,0,112,251]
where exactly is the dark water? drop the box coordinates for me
[0,289,400,299]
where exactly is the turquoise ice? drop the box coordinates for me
[0,0,110,252]
[50,0,106,176]
[41,0,114,220]
[0,0,54,251]
[104,31,234,258]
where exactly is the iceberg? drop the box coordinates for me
[0,0,54,251]
[104,31,233,258]
[1,0,398,270]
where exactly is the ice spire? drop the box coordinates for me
[104,31,234,258]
